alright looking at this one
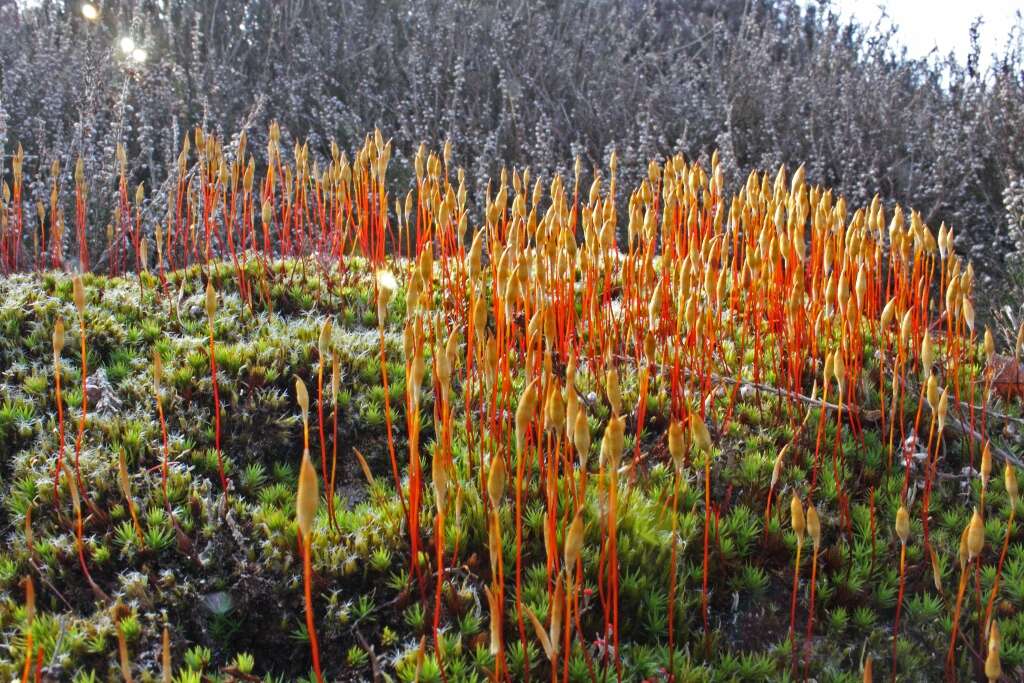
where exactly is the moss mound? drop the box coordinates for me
[0,253,1022,682]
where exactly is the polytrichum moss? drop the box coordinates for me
[0,128,1023,681]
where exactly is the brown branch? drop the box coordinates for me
[353,628,382,683]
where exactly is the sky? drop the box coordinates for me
[818,0,1022,66]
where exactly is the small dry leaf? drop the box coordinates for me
[989,354,1024,401]
[549,579,564,660]
[929,545,943,594]
[523,603,555,661]
[483,584,501,655]
[352,447,375,485]
[771,446,788,490]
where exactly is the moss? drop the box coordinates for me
[0,246,1019,682]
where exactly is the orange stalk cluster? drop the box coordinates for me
[17,125,1021,681]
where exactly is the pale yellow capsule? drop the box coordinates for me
[981,441,993,491]
[833,351,846,391]
[921,332,933,373]
[565,382,579,443]
[545,382,566,433]
[600,415,626,471]
[573,408,591,469]
[963,296,976,333]
[1006,463,1019,506]
[937,387,949,433]
[487,455,506,509]
[968,507,985,560]
[880,297,896,329]
[444,329,460,376]
[409,345,426,408]
[643,329,656,366]
[985,620,1001,681]
[485,334,499,385]
[205,279,217,319]
[318,317,333,356]
[806,503,821,550]
[900,309,913,346]
[296,449,318,540]
[668,421,685,472]
[53,318,65,360]
[403,323,416,365]
[432,448,448,516]
[855,265,867,308]
[648,280,663,329]
[467,230,485,281]
[435,339,452,394]
[605,365,621,417]
[690,411,713,454]
[926,374,939,412]
[791,495,805,539]
[295,377,309,422]
[405,271,423,319]
[895,504,910,544]
[564,509,584,571]
[73,275,86,314]
[419,246,434,284]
